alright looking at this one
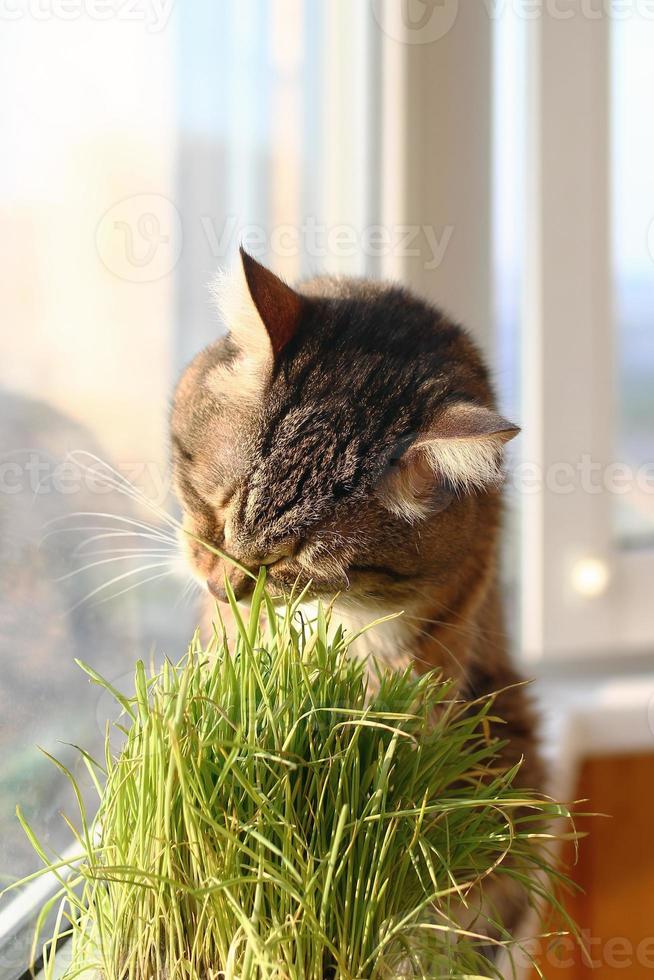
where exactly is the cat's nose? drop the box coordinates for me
[206,568,255,603]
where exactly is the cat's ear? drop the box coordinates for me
[239,247,304,356]
[378,402,519,522]
[212,247,304,361]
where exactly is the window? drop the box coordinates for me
[612,13,654,548]
[2,2,653,974]
[0,3,378,972]
[517,5,654,662]
[0,10,187,972]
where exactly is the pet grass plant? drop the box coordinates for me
[7,571,576,979]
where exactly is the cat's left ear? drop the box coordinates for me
[378,402,520,522]
[213,247,304,361]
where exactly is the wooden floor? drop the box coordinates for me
[530,753,654,978]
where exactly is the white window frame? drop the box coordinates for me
[520,7,654,663]
[382,2,654,665]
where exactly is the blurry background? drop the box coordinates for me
[0,1,653,977]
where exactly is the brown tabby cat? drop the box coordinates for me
[171,247,542,943]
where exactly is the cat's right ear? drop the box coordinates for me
[212,248,304,366]
[378,402,520,522]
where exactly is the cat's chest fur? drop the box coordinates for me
[297,599,416,675]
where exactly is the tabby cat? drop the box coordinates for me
[171,247,542,942]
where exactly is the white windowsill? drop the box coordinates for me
[534,669,654,798]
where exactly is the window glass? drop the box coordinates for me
[492,8,527,647]
[611,13,654,547]
[0,3,376,972]
[0,15,190,972]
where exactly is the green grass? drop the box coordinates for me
[6,572,577,979]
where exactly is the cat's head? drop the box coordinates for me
[171,248,518,607]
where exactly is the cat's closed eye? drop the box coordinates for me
[172,434,194,464]
[332,481,350,500]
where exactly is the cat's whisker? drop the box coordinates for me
[302,539,351,589]
[406,587,509,642]
[67,561,175,610]
[398,617,473,683]
[56,554,176,583]
[325,528,367,554]
[322,554,350,589]
[92,479,180,532]
[404,612,495,644]
[41,525,177,566]
[403,582,484,631]
[66,450,182,534]
[62,455,152,506]
[78,568,176,610]
[72,546,178,559]
[43,511,178,543]
[174,575,203,611]
[73,530,178,555]
[48,526,177,545]
[65,449,163,502]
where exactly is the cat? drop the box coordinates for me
[171,246,543,949]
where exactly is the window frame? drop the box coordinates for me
[0,842,79,980]
[390,3,654,664]
[519,8,654,663]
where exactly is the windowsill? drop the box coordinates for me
[532,666,654,798]
[35,943,71,980]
